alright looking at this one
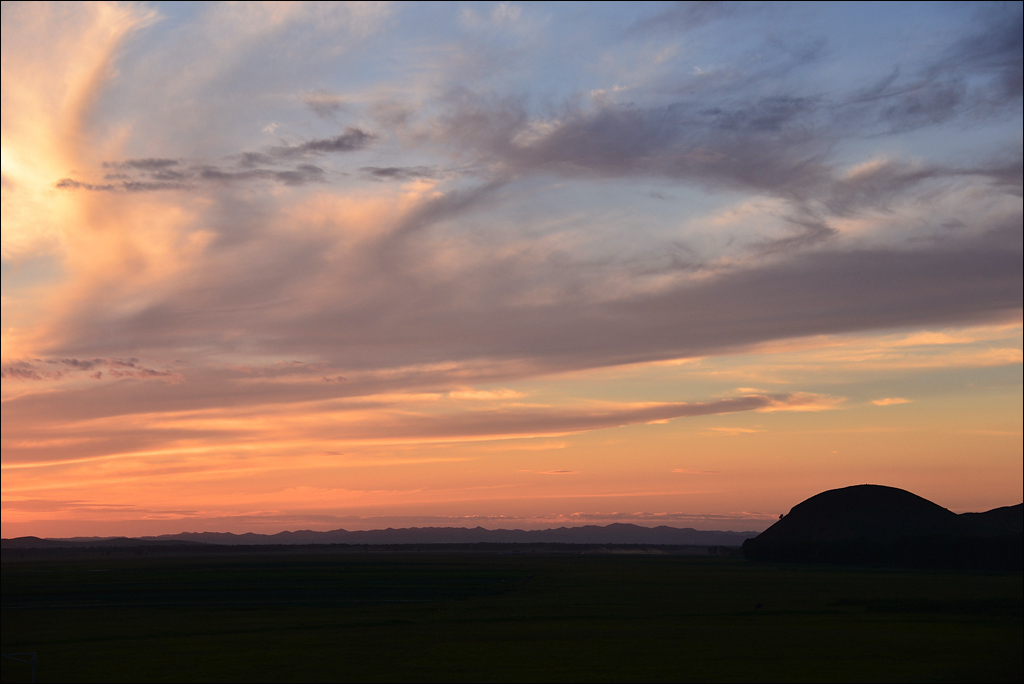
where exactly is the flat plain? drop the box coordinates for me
[2,547,1021,682]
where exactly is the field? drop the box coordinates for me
[2,546,1021,682]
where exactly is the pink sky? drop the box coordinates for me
[2,2,1021,538]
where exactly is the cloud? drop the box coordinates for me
[1,364,54,382]
[424,7,1021,234]
[0,498,148,514]
[872,397,912,407]
[2,358,180,383]
[434,92,831,201]
[54,128,375,193]
[753,392,844,412]
[447,388,525,401]
[346,394,815,440]
[626,1,750,36]
[55,177,188,192]
[27,11,1015,368]
[28,203,1019,381]
[702,428,762,436]
[2,3,1020,536]
[520,470,579,475]
[437,86,1020,223]
[304,91,346,118]
[197,163,327,187]
[362,166,440,182]
[0,1,159,259]
[888,4,1023,127]
[103,158,181,172]
[831,6,1022,138]
[0,389,830,467]
[269,127,376,157]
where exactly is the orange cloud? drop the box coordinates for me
[872,397,912,406]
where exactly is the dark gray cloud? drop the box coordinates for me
[198,164,326,186]
[934,3,1023,105]
[436,75,1018,206]
[304,92,346,119]
[236,151,277,168]
[269,127,375,157]
[389,180,504,239]
[1,363,52,381]
[56,177,191,192]
[824,161,949,218]
[981,155,1024,197]
[362,166,438,181]
[274,164,327,185]
[840,6,1023,135]
[57,162,328,192]
[34,201,1020,379]
[755,210,835,255]
[626,1,751,35]
[422,1,1019,218]
[1,357,176,383]
[44,62,1022,393]
[824,153,1024,217]
[54,178,115,191]
[56,126,375,192]
[436,92,833,205]
[102,158,181,171]
[416,11,1020,259]
[27,3,1024,419]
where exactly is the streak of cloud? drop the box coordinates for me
[872,397,912,406]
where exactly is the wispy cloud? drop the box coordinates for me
[1,389,831,467]
[2,1,1020,537]
[872,397,912,407]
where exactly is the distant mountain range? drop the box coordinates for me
[10,486,1018,565]
[2,523,759,549]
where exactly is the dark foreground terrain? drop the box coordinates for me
[2,545,1021,683]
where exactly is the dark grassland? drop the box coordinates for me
[2,547,1021,682]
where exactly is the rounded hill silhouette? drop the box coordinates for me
[754,484,960,543]
[743,484,1022,570]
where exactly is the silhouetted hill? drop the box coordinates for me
[960,503,1024,534]
[2,536,72,549]
[742,485,1022,571]
[749,485,960,544]
[0,536,207,550]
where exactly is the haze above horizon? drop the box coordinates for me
[2,1,1021,539]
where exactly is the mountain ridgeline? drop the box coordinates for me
[5,486,1020,571]
[2,523,757,549]
[742,484,1022,571]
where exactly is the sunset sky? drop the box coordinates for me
[2,1,1021,539]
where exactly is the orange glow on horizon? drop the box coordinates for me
[3,2,1021,539]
